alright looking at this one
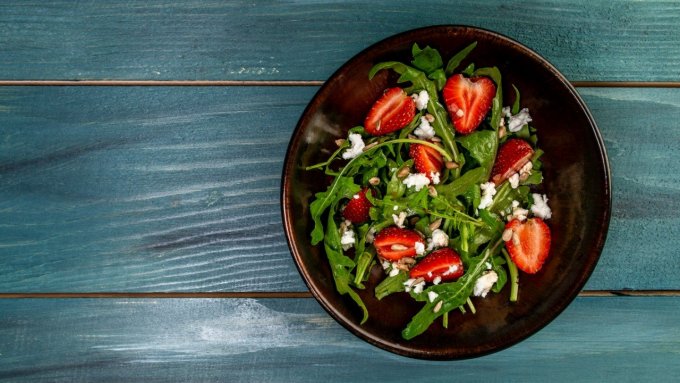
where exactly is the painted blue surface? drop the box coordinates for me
[0,1,679,81]
[1,297,678,382]
[0,87,679,291]
[0,1,678,379]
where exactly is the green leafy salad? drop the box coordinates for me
[307,42,553,340]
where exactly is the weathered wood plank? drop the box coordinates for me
[0,297,678,382]
[1,1,680,81]
[0,87,678,292]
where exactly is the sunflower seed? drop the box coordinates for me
[397,166,411,178]
[335,138,346,147]
[433,300,443,313]
[362,142,378,152]
[502,228,513,242]
[390,244,409,251]
[425,113,435,123]
[427,185,438,197]
[368,177,380,186]
[445,161,459,169]
[428,218,443,231]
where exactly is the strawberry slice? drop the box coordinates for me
[409,247,464,283]
[490,138,534,185]
[364,87,416,136]
[409,142,443,182]
[442,74,496,134]
[342,188,374,224]
[504,218,552,274]
[373,226,423,261]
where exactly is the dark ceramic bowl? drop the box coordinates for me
[281,26,611,360]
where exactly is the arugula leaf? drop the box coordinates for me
[511,84,521,115]
[310,176,360,245]
[457,130,499,179]
[503,248,519,302]
[324,216,369,324]
[375,271,409,300]
[436,167,485,200]
[445,41,477,76]
[428,68,447,91]
[411,44,443,74]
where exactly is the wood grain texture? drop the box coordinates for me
[0,297,678,382]
[1,87,679,292]
[1,1,680,81]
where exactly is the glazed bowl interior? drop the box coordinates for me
[282,26,610,360]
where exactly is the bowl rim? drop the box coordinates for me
[281,24,612,360]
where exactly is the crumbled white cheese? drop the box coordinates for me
[507,108,532,132]
[508,173,520,189]
[342,133,365,159]
[430,171,441,185]
[412,281,425,294]
[340,228,355,251]
[442,264,460,276]
[427,291,439,303]
[427,229,449,251]
[502,106,512,118]
[508,200,529,222]
[433,276,442,285]
[381,259,391,270]
[392,211,407,228]
[531,193,552,220]
[414,116,435,139]
[415,241,425,255]
[402,173,431,191]
[389,266,400,277]
[473,271,499,298]
[478,182,497,210]
[485,261,492,270]
[403,278,416,292]
[411,90,430,111]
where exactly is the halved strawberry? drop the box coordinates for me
[409,248,464,283]
[490,138,534,185]
[409,143,443,182]
[364,87,416,136]
[373,226,423,261]
[504,218,551,274]
[342,188,374,224]
[442,74,496,134]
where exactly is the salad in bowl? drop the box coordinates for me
[282,26,610,359]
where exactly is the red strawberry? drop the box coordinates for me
[442,74,496,134]
[409,143,443,182]
[364,87,416,136]
[490,138,534,185]
[373,226,424,261]
[409,248,464,283]
[342,188,374,224]
[504,218,552,274]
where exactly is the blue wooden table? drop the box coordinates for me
[1,1,679,381]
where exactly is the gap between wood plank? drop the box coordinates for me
[0,291,678,298]
[0,80,680,87]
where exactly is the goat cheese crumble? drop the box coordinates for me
[531,193,552,220]
[342,133,365,159]
[402,173,430,191]
[340,228,355,251]
[502,107,533,133]
[478,182,497,210]
[473,271,498,298]
[414,116,435,139]
[427,229,449,251]
[411,90,429,111]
